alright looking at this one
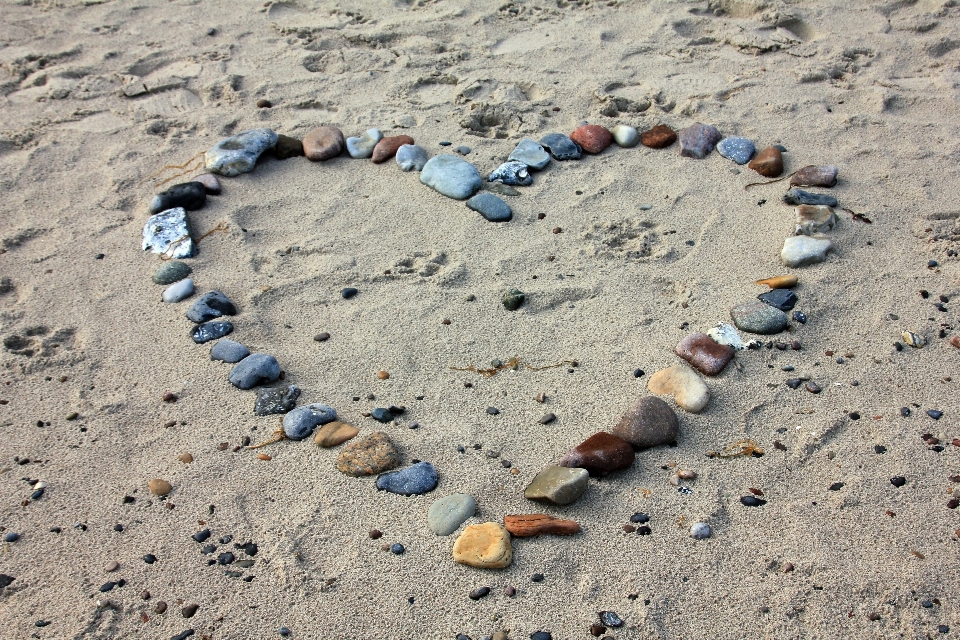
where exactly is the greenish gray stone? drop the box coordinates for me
[467,193,512,222]
[153,261,192,285]
[427,493,476,536]
[730,301,788,335]
[502,288,525,310]
[524,465,589,505]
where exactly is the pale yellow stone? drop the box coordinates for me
[452,522,513,569]
[648,364,710,413]
[148,479,172,496]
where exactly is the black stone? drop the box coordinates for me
[531,573,545,582]
[254,385,301,416]
[486,407,500,415]
[758,289,798,311]
[890,476,906,487]
[200,544,216,555]
[633,368,645,377]
[636,525,652,535]
[235,542,258,556]
[599,611,624,627]
[530,632,554,640]
[113,524,124,532]
[828,482,844,491]
[874,445,887,454]
[740,496,766,507]
[217,552,235,565]
[0,574,14,588]
[900,407,911,417]
[371,408,393,423]
[171,630,195,640]
[785,379,803,389]
[468,586,491,600]
[539,133,581,160]
[849,412,860,420]
[630,512,650,524]
[341,287,359,299]
[192,529,212,543]
[191,321,233,344]
[99,581,116,592]
[150,182,206,214]
[143,554,157,564]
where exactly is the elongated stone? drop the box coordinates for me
[428,493,476,536]
[678,123,721,159]
[372,135,414,163]
[504,514,580,537]
[558,432,634,477]
[758,289,798,311]
[376,461,438,495]
[783,189,838,207]
[730,301,788,334]
[162,278,194,303]
[640,124,676,148]
[467,193,512,222]
[790,165,838,188]
[205,128,278,177]
[143,208,194,259]
[754,275,797,289]
[675,333,735,376]
[314,421,359,447]
[149,182,206,214]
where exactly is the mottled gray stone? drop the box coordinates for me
[255,385,301,416]
[143,207,194,259]
[395,144,429,171]
[283,403,337,440]
[204,128,278,177]
[466,193,512,222]
[716,136,755,164]
[210,339,249,363]
[420,155,482,200]
[730,301,789,335]
[427,493,476,536]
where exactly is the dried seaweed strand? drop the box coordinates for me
[138,152,205,187]
[744,171,797,191]
[196,222,229,242]
[246,427,286,449]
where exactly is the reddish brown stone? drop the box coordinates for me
[748,146,784,178]
[503,514,581,537]
[640,124,677,149]
[372,135,414,164]
[790,165,838,187]
[675,333,735,376]
[557,431,635,477]
[569,125,612,154]
[302,126,344,161]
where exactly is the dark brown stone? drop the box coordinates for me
[611,396,680,449]
[302,126,344,161]
[372,135,414,163]
[557,432,635,477]
[640,124,677,149]
[274,134,304,159]
[569,125,612,154]
[675,333,735,376]
[748,146,784,177]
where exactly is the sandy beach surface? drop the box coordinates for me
[1,0,959,638]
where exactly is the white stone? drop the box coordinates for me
[610,124,639,148]
[346,129,383,159]
[162,278,194,303]
[706,322,759,351]
[781,236,832,267]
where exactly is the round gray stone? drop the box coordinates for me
[539,133,581,160]
[427,493,476,536]
[186,291,237,323]
[153,261,192,285]
[690,522,712,539]
[466,193,512,222]
[210,339,250,363]
[730,301,788,335]
[395,144,429,171]
[420,155,482,200]
[610,124,639,148]
[228,353,281,389]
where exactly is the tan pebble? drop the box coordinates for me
[105,560,119,572]
[754,275,797,289]
[535,392,546,403]
[648,364,710,413]
[377,370,390,380]
[509,468,519,475]
[148,479,172,496]
[950,336,960,349]
[178,452,193,463]
[314,421,359,447]
[257,453,272,461]
[452,522,513,569]
[678,469,697,480]
[669,474,680,486]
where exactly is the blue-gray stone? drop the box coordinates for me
[395,144,428,171]
[346,129,383,159]
[187,291,237,323]
[454,145,471,155]
[210,339,250,363]
[730,301,788,335]
[376,461,438,496]
[153,261,192,285]
[371,407,393,423]
[142,207,194,259]
[427,493,476,535]
[783,189,838,207]
[679,123,722,159]
[508,139,551,170]
[282,403,337,440]
[716,136,756,165]
[420,155,482,200]
[758,289,798,311]
[466,193,512,222]
[149,182,206,215]
[255,385,301,416]
[162,278,194,303]
[488,161,531,186]
[192,321,233,344]
[690,522,712,539]
[228,353,281,389]
[205,128,278,177]
[539,133,581,160]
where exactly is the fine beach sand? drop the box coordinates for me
[1,0,959,638]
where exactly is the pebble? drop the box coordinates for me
[503,514,580,537]
[469,586,491,600]
[610,124,639,148]
[890,476,906,487]
[427,493,476,535]
[539,133,581,160]
[142,208,194,259]
[678,123,721,159]
[502,288,525,310]
[690,522,712,539]
[105,560,120,572]
[902,331,926,348]
[790,165,838,188]
[229,354,281,389]
[191,321,233,344]
[153,261,192,285]
[314,421,359,447]
[716,137,755,165]
[796,205,838,235]
[372,135,414,164]
[162,279,195,304]
[148,479,172,496]
[210,339,249,363]
[640,124,677,148]
[193,174,221,195]
[181,604,199,618]
[675,333,735,376]
[395,144,429,171]
[647,364,710,413]
[467,193,512,222]
[273,134,304,159]
[4,532,19,543]
[508,139,551,170]
[783,189,838,207]
[341,287,359,299]
[730,301,789,334]
[792,310,807,324]
[539,412,556,424]
[781,236,833,267]
[254,385,301,415]
[149,182,206,215]
[376,461,438,495]
[748,146,784,177]
[599,611,623,627]
[530,633,552,640]
[927,409,943,419]
[302,126,345,161]
[0,575,14,588]
[171,630,193,640]
[205,128,278,177]
[336,431,400,476]
[524,465,589,505]
[754,274,797,289]
[192,529,211,543]
[279,628,291,637]
[758,289,798,312]
[488,161,532,186]
[558,432,635,476]
[314,332,330,342]
[346,129,383,159]
[612,396,680,448]
[805,381,822,394]
[569,124,613,154]
[740,495,766,507]
[452,522,513,569]
[143,554,157,563]
[420,155,483,200]
[282,403,337,440]
[186,291,237,323]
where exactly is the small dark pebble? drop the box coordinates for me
[622,525,636,533]
[598,611,624,627]
[900,407,911,417]
[31,488,44,499]
[341,287,359,299]
[928,260,938,268]
[256,98,272,108]
[633,368,644,377]
[530,632,553,640]
[486,407,500,415]
[786,379,803,389]
[469,586,491,600]
[154,601,167,614]
[630,512,650,524]
[201,544,217,555]
[921,600,934,608]
[948,498,959,509]
[439,141,451,146]
[278,627,291,637]
[314,332,330,342]
[740,496,766,507]
[792,310,807,324]
[531,573,544,582]
[371,408,393,423]
[99,582,116,592]
[123,495,135,504]
[35,620,50,627]
[181,604,199,618]
[867,612,880,621]
[894,342,903,351]
[505,586,516,597]
[171,631,194,640]
[143,554,157,564]
[3,532,19,543]
[927,409,943,420]
[113,524,124,532]
[217,552,235,565]
[805,382,822,394]
[539,413,556,424]
[849,412,860,420]
[501,459,512,468]
[890,476,906,487]
[390,543,405,555]
[590,624,607,637]
[369,529,382,539]
[939,625,950,634]
[192,529,211,543]
[828,482,844,491]
[636,525,652,535]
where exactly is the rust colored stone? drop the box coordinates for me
[640,124,677,149]
[675,332,735,376]
[950,336,960,349]
[569,125,612,154]
[372,135,414,164]
[503,514,581,537]
[302,126,345,161]
[557,431,635,477]
[790,165,838,187]
[748,146,784,177]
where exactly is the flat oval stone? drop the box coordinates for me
[193,174,221,194]
[162,278,194,303]
[679,123,721,159]
[427,494,476,536]
[148,479,172,496]
[452,523,513,569]
[255,385,301,416]
[210,339,250,363]
[748,146,784,177]
[143,208,194,259]
[508,139,551,170]
[466,193,512,222]
[488,161,532,186]
[372,135,414,164]
[503,514,580,537]
[716,136,755,165]
[282,403,336,440]
[191,321,232,344]
[149,182,206,214]
[420,155,482,200]
[647,364,710,413]
[229,353,281,389]
[346,129,383,159]
[539,133,581,160]
[611,396,680,448]
[524,465,589,505]
[302,126,344,161]
[569,124,612,154]
[796,205,837,235]
[376,461,438,495]
[758,289,798,311]
[186,291,237,323]
[314,420,359,447]
[205,128,278,177]
[640,124,677,149]
[153,261,192,285]
[273,134,304,159]
[675,333,735,376]
[336,431,400,477]
[730,301,789,334]
[781,236,833,267]
[610,124,639,148]
[557,432,635,477]
[790,165,838,187]
[395,144,428,171]
[783,189,838,207]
